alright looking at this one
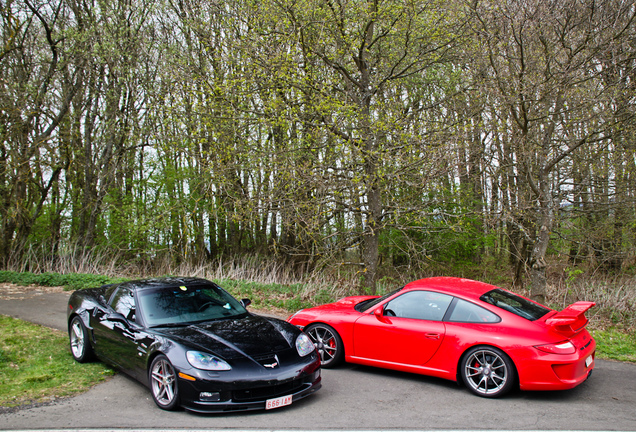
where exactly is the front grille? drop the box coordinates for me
[232,378,308,402]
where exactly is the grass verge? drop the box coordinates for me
[0,270,128,291]
[0,315,114,409]
[590,328,636,363]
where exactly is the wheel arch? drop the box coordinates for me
[304,321,346,366]
[68,311,95,342]
[455,343,520,389]
[146,349,167,371]
[67,311,79,329]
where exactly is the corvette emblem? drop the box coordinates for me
[263,355,280,368]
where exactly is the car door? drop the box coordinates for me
[92,287,147,377]
[352,290,453,366]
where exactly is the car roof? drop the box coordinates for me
[403,277,499,300]
[113,277,214,292]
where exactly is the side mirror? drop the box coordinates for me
[373,305,389,323]
[107,312,128,324]
[241,298,252,308]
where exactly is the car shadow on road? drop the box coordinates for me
[330,362,595,403]
[340,363,462,390]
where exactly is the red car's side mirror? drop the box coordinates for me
[374,306,389,323]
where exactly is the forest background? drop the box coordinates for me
[1,0,635,327]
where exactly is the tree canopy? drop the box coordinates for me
[1,0,635,296]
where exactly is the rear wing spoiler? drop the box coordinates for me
[545,301,596,334]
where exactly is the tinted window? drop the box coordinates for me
[355,287,404,312]
[384,291,453,321]
[110,288,136,321]
[448,299,500,323]
[138,283,247,326]
[480,289,550,321]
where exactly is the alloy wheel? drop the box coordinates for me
[306,324,341,367]
[463,348,510,396]
[150,357,178,408]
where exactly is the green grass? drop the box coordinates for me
[590,328,636,363]
[215,279,326,312]
[0,315,114,408]
[0,270,128,291]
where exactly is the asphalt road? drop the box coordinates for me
[1,284,635,431]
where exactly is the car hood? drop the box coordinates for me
[309,295,378,312]
[155,314,297,360]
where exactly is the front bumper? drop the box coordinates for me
[178,364,322,413]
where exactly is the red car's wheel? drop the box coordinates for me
[461,346,516,397]
[305,323,343,368]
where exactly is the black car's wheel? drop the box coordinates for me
[461,346,516,398]
[69,316,94,363]
[149,355,180,410]
[305,323,343,368]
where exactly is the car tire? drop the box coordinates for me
[149,355,180,410]
[304,323,344,368]
[460,346,516,398]
[69,316,94,363]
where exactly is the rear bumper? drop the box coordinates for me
[517,347,595,391]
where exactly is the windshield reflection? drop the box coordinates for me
[138,283,247,327]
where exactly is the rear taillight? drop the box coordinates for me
[534,341,576,355]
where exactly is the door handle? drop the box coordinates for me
[425,333,440,339]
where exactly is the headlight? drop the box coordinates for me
[186,351,231,370]
[296,333,315,357]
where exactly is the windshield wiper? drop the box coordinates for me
[148,322,192,328]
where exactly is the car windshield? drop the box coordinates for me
[138,283,248,327]
[480,289,550,321]
[355,287,404,312]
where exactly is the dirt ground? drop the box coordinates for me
[0,283,66,300]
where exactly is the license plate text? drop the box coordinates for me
[266,395,292,410]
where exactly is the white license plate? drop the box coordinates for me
[265,395,292,410]
[585,355,593,368]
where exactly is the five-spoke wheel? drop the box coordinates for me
[461,346,515,397]
[69,316,93,363]
[150,355,180,410]
[304,323,343,368]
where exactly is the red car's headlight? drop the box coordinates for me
[534,341,576,355]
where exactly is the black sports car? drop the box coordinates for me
[67,277,321,412]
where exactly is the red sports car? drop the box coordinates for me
[288,277,596,397]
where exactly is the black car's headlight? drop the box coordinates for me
[296,333,315,357]
[186,351,232,371]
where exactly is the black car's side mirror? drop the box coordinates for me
[241,298,252,308]
[107,312,128,324]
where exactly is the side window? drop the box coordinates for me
[384,291,453,321]
[448,299,500,323]
[110,288,136,322]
